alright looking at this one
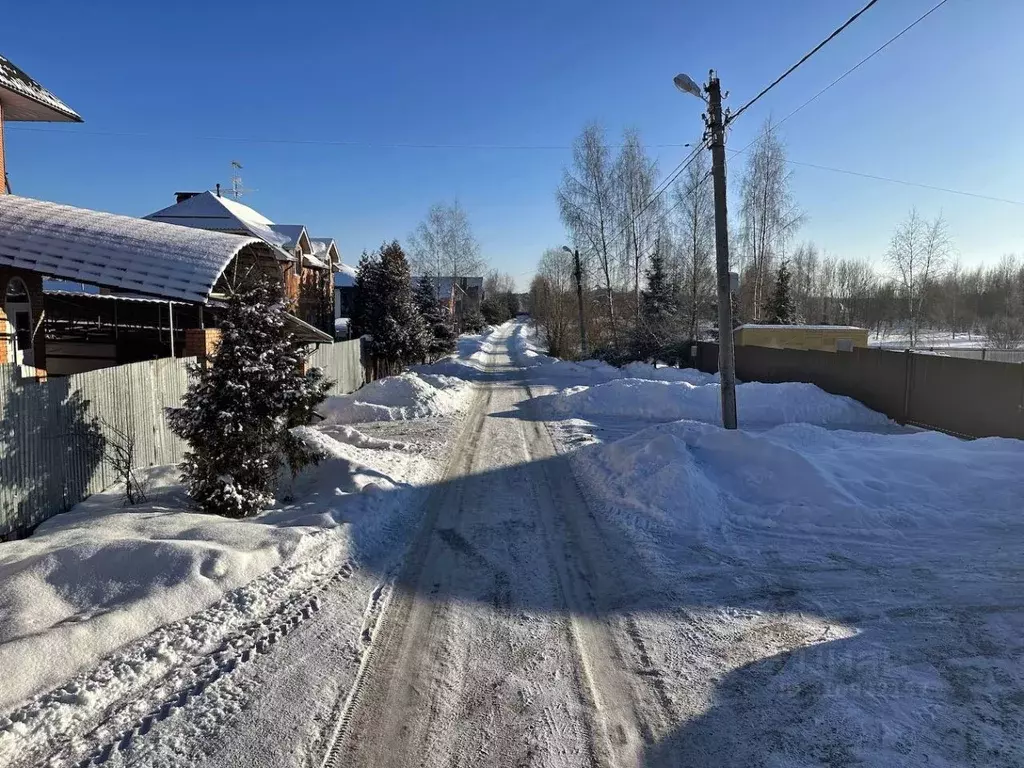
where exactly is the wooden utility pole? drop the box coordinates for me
[572,249,588,358]
[706,72,738,429]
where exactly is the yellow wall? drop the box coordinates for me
[735,326,869,352]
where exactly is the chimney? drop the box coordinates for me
[215,183,221,197]
[175,191,201,204]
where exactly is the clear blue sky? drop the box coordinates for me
[4,0,1023,288]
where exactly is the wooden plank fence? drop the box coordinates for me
[0,338,365,539]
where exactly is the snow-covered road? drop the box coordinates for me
[4,321,1021,767]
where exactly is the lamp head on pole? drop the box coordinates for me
[562,246,573,254]
[673,73,705,101]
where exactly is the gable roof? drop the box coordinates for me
[309,237,340,265]
[0,54,82,122]
[267,224,309,252]
[145,191,293,258]
[0,195,270,303]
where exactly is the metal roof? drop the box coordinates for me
[145,192,295,261]
[0,195,269,304]
[0,53,82,122]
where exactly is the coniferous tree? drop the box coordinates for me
[415,276,458,362]
[167,269,332,518]
[361,241,429,372]
[635,247,680,359]
[766,260,796,324]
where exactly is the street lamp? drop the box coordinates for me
[673,70,737,430]
[673,73,705,101]
[561,246,588,358]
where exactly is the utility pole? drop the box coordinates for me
[705,72,738,429]
[563,246,588,357]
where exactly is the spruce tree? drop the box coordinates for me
[415,276,457,362]
[766,260,796,325]
[361,241,429,371]
[635,248,680,360]
[167,270,332,518]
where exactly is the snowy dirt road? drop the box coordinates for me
[26,321,1019,767]
[320,326,652,768]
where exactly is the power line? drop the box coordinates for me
[781,157,1024,207]
[4,125,691,152]
[728,0,883,125]
[773,0,952,132]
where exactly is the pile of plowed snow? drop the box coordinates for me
[575,419,1024,546]
[321,372,472,423]
[538,378,889,429]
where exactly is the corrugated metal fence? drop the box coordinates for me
[0,339,365,539]
[694,342,1024,440]
[309,338,364,395]
[0,358,191,539]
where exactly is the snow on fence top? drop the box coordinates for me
[0,195,271,304]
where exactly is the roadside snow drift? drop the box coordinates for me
[320,372,472,423]
[575,420,1024,543]
[537,378,889,429]
[0,427,433,752]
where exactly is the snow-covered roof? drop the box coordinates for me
[303,253,328,269]
[334,263,357,288]
[145,192,293,259]
[0,195,270,304]
[267,224,308,251]
[737,324,867,331]
[310,237,340,266]
[0,53,81,122]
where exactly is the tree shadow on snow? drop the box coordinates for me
[338,425,1023,767]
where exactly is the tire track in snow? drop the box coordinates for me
[316,385,492,768]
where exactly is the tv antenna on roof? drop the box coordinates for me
[224,160,256,199]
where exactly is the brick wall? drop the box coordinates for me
[182,328,222,365]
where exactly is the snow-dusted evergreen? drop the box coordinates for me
[634,246,680,360]
[415,276,458,362]
[766,259,796,324]
[352,241,429,374]
[167,270,331,518]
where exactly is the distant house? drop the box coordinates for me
[334,263,357,339]
[145,192,337,334]
[411,275,484,322]
[734,324,869,353]
[0,53,82,370]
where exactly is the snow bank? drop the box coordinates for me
[539,378,889,429]
[619,361,717,385]
[0,428,433,744]
[575,420,1024,545]
[320,371,472,423]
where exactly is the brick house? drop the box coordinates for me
[0,53,82,369]
[146,192,337,334]
[0,195,331,375]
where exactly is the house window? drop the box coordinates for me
[4,277,34,367]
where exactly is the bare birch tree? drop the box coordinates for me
[739,118,802,320]
[614,129,660,322]
[558,124,620,345]
[409,201,483,282]
[672,152,714,340]
[886,209,950,346]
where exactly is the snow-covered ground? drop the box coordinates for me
[870,329,991,348]
[0,329,500,768]
[515,324,1024,767]
[5,321,1021,767]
